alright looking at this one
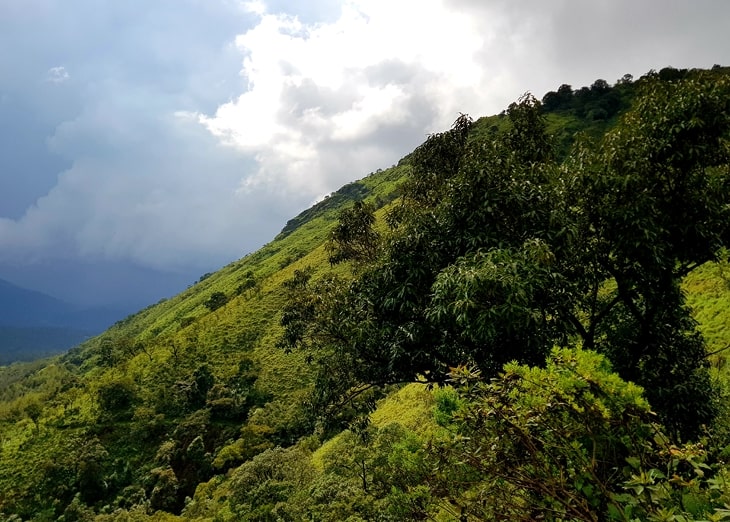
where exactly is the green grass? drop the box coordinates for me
[0,163,408,517]
[370,383,436,433]
[684,262,730,357]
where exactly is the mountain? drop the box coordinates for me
[0,278,126,363]
[1,66,730,520]
[0,277,77,327]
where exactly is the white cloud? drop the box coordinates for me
[46,65,69,83]
[243,0,267,16]
[198,0,493,198]
[198,0,730,211]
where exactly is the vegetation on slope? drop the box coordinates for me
[282,68,730,439]
[0,151,407,520]
[1,66,729,521]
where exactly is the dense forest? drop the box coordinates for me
[1,66,730,521]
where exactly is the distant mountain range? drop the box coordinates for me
[0,278,125,364]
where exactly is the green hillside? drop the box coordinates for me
[2,66,730,521]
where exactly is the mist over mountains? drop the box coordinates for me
[0,278,125,363]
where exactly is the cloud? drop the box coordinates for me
[0,103,273,270]
[1,0,729,306]
[447,0,730,92]
[244,1,267,16]
[0,0,270,274]
[199,0,730,206]
[46,66,69,83]
[198,0,492,199]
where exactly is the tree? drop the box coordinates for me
[326,200,381,266]
[75,437,110,504]
[204,291,228,311]
[96,378,137,421]
[24,401,42,433]
[280,71,730,440]
[542,83,576,112]
[573,72,730,437]
[228,445,316,518]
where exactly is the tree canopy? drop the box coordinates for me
[281,71,730,440]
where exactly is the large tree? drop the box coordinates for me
[281,70,730,439]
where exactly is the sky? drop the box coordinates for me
[0,0,728,310]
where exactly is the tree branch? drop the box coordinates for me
[705,343,730,358]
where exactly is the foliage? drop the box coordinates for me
[429,349,730,521]
[280,71,730,440]
[227,445,316,520]
[326,200,381,266]
[97,378,138,420]
[203,291,228,312]
[432,386,462,427]
[277,180,372,239]
[541,77,628,121]
[575,72,730,438]
[1,68,730,521]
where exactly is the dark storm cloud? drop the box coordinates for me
[0,0,298,304]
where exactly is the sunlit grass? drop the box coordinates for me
[684,262,730,360]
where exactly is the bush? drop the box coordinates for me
[429,348,730,520]
[97,379,137,421]
[204,292,228,311]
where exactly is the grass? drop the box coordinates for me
[0,163,409,516]
[684,262,730,357]
[370,383,436,433]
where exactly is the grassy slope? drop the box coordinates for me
[684,260,730,364]
[0,88,660,517]
[2,70,729,519]
[0,164,407,517]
